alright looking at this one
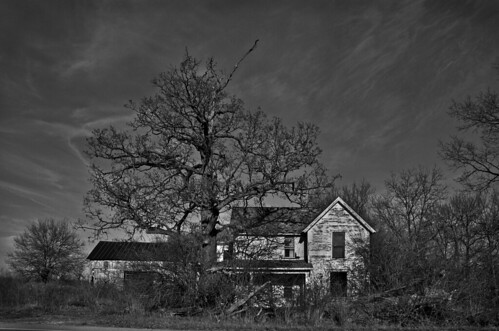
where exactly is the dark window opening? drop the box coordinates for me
[284,237,295,258]
[223,249,232,261]
[330,271,347,297]
[332,232,345,258]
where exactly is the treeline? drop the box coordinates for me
[328,64,499,325]
[323,167,499,325]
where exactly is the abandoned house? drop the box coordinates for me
[87,197,375,298]
[216,197,375,299]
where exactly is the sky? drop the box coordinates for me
[1,0,498,270]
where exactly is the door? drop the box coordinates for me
[330,271,347,297]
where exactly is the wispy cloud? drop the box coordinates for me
[0,180,53,210]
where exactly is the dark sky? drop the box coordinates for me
[1,0,498,269]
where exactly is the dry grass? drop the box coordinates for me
[0,275,498,331]
[1,305,499,331]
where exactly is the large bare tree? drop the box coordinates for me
[83,47,332,266]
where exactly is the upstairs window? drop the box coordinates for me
[332,232,345,258]
[284,237,295,258]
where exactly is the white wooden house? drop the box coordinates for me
[217,197,375,298]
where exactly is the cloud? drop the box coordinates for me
[0,180,53,210]
[31,112,134,167]
[0,235,15,271]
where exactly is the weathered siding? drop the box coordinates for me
[90,260,126,283]
[306,202,371,294]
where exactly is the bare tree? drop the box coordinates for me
[312,179,375,220]
[433,191,499,315]
[7,218,85,283]
[373,166,446,249]
[440,67,499,191]
[83,46,333,267]
[371,166,447,289]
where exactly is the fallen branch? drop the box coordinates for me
[226,281,271,316]
[366,278,426,302]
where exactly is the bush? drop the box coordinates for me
[0,274,27,307]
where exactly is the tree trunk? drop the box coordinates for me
[201,208,219,268]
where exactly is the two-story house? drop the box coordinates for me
[217,197,375,298]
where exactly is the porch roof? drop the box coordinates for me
[216,259,313,271]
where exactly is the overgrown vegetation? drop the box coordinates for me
[1,271,497,330]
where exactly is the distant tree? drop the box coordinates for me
[7,218,85,283]
[83,44,333,267]
[433,192,485,278]
[371,166,447,290]
[312,179,375,220]
[440,67,499,191]
[433,190,499,316]
[373,166,446,249]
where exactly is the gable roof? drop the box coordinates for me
[230,206,313,235]
[302,197,376,233]
[230,197,375,236]
[87,241,172,261]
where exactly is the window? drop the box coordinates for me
[330,272,347,297]
[223,249,232,261]
[284,237,295,258]
[332,232,345,258]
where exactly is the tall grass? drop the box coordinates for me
[0,274,138,314]
[1,273,498,329]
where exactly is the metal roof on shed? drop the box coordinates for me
[87,241,171,261]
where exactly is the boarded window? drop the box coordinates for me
[332,232,345,258]
[284,237,295,258]
[330,271,347,297]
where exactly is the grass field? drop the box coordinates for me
[1,306,499,331]
[1,275,497,331]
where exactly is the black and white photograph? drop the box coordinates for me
[1,1,498,330]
